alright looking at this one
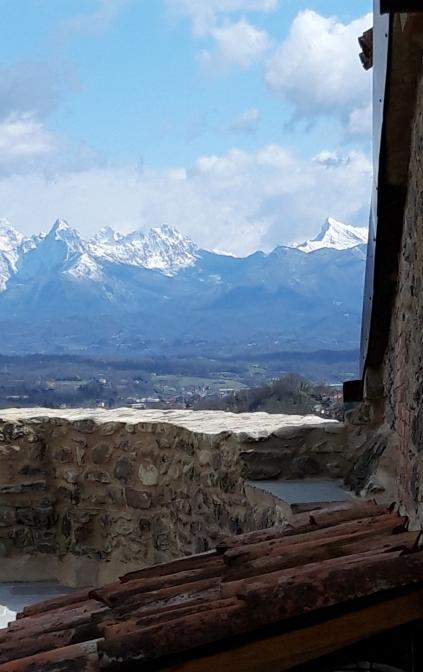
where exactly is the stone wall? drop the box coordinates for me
[0,408,346,586]
[381,78,423,526]
[348,74,423,528]
[239,423,348,480]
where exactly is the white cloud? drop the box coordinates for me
[227,107,260,134]
[312,150,341,168]
[265,10,372,124]
[167,0,278,36]
[0,59,77,175]
[0,114,57,169]
[0,144,371,255]
[200,19,271,70]
[348,102,372,136]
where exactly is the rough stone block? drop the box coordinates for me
[84,470,112,484]
[138,517,152,534]
[0,444,21,457]
[72,419,97,433]
[138,463,159,486]
[92,443,113,464]
[114,456,134,481]
[0,505,16,527]
[8,526,34,550]
[114,517,135,536]
[16,507,54,529]
[125,488,152,510]
[99,421,122,436]
[0,480,47,494]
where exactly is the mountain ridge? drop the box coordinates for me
[0,217,368,355]
[0,216,368,291]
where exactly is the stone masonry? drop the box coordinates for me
[347,74,423,528]
[0,408,347,586]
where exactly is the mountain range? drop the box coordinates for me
[0,217,368,355]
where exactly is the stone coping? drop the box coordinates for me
[0,407,339,440]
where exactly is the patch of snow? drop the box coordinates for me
[66,253,104,281]
[0,218,24,253]
[89,223,198,275]
[212,248,236,257]
[295,217,368,253]
[50,219,85,258]
[0,604,16,628]
[21,232,47,254]
[93,226,124,245]
[0,219,26,292]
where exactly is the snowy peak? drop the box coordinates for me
[49,219,85,253]
[0,218,24,253]
[296,217,368,253]
[15,219,88,281]
[48,222,103,282]
[93,226,124,245]
[89,224,198,275]
[0,219,26,291]
[52,218,70,234]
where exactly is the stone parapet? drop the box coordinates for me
[0,408,345,585]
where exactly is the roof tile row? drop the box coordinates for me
[0,501,422,671]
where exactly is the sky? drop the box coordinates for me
[0,0,373,255]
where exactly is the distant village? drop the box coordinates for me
[0,355,343,418]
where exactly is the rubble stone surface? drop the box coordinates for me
[0,408,347,585]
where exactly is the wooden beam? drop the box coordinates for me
[160,590,423,672]
[381,1,423,13]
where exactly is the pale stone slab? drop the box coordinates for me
[0,407,338,440]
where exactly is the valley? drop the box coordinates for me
[0,350,352,412]
[0,216,366,412]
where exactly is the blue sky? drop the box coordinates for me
[0,0,373,254]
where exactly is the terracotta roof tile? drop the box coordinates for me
[0,501,422,671]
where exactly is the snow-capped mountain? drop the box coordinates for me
[0,219,200,290]
[0,218,24,253]
[0,219,25,292]
[296,217,368,253]
[0,217,368,354]
[89,224,198,275]
[16,219,88,282]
